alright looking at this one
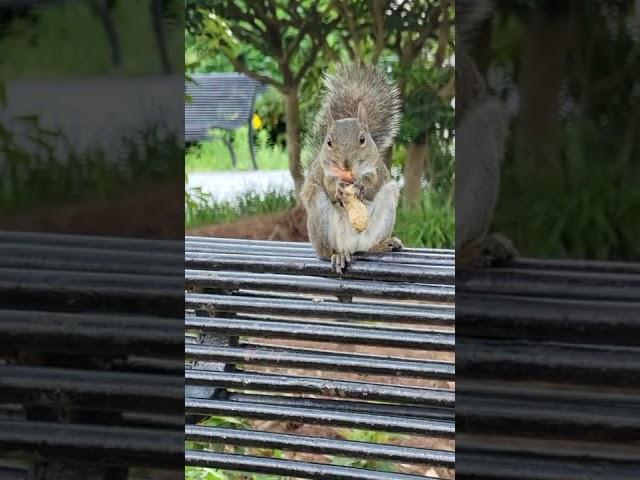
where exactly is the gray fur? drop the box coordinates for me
[304,63,401,166]
[301,63,402,268]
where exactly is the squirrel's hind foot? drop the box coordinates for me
[458,232,518,268]
[370,237,404,253]
[331,252,352,275]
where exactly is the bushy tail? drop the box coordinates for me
[457,0,495,44]
[305,63,401,163]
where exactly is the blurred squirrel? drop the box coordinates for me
[456,0,518,267]
[301,64,403,273]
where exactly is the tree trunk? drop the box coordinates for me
[403,135,429,208]
[282,86,304,196]
[516,6,573,160]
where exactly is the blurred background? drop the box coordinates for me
[184,0,455,249]
[0,0,183,238]
[482,0,640,260]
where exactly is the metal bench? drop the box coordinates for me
[185,236,456,479]
[185,73,264,170]
[456,258,640,479]
[0,231,184,479]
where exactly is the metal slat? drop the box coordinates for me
[185,252,454,284]
[186,343,454,379]
[185,316,455,350]
[184,236,455,255]
[0,231,183,253]
[457,293,640,346]
[185,450,435,480]
[458,268,640,301]
[186,425,453,468]
[186,370,454,407]
[0,366,183,413]
[0,270,183,316]
[0,309,182,356]
[509,257,640,274]
[0,421,182,469]
[185,399,454,436]
[456,448,640,480]
[186,270,454,302]
[186,293,454,326]
[227,393,454,421]
[0,244,182,275]
[186,242,454,265]
[457,338,640,386]
[457,393,640,442]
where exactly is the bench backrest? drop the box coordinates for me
[185,73,263,141]
[185,236,456,479]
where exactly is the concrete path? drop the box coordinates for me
[187,169,294,202]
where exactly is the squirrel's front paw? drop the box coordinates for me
[335,181,348,206]
[331,252,352,274]
[352,180,366,200]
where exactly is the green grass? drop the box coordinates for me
[394,189,455,249]
[185,187,296,229]
[0,0,183,78]
[493,120,640,260]
[185,418,404,480]
[1,116,182,215]
[185,183,454,250]
[186,127,288,173]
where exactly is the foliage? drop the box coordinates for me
[0,0,183,77]
[331,429,403,472]
[186,127,288,173]
[1,114,181,215]
[395,189,455,249]
[489,0,640,259]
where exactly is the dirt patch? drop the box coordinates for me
[1,182,183,239]
[187,206,309,242]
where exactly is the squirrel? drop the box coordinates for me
[301,64,403,273]
[456,0,518,267]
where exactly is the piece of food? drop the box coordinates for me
[341,183,368,232]
[330,165,355,183]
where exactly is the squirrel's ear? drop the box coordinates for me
[357,102,368,130]
[327,108,335,129]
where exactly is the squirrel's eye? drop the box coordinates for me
[327,138,332,148]
[359,134,366,145]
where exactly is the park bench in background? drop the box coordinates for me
[457,258,640,479]
[185,73,265,170]
[0,231,184,479]
[185,236,456,479]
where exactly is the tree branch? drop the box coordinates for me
[226,53,283,89]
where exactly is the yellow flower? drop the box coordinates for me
[252,114,263,130]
